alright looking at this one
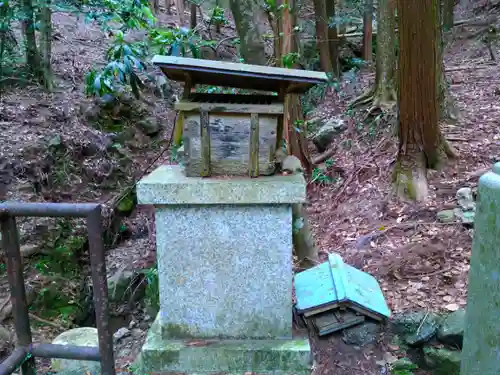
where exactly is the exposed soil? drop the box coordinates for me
[1,0,499,374]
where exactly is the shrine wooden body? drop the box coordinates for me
[153,56,328,177]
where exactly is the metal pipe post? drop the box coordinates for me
[0,216,36,375]
[86,206,116,375]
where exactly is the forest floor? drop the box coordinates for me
[0,0,499,374]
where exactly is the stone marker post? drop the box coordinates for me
[460,163,500,375]
[136,165,311,375]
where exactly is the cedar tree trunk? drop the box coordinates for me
[443,0,454,32]
[21,0,41,78]
[313,0,333,72]
[279,0,319,269]
[393,0,453,201]
[39,0,53,90]
[229,0,267,65]
[350,0,397,112]
[363,0,373,61]
[326,0,340,76]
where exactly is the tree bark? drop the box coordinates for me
[39,0,53,90]
[229,0,267,65]
[150,0,160,14]
[394,0,449,201]
[279,0,312,173]
[325,0,340,76]
[175,0,185,25]
[363,0,374,61]
[190,2,197,29]
[278,0,318,269]
[21,0,40,77]
[350,0,396,112]
[292,203,319,270]
[443,0,455,32]
[337,0,346,35]
[438,0,460,122]
[313,0,333,72]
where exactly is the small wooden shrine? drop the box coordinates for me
[152,55,328,177]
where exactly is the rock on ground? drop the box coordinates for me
[391,311,442,346]
[342,322,381,347]
[437,308,466,348]
[311,117,346,153]
[51,327,101,374]
[424,347,461,375]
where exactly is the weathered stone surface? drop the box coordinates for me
[437,209,456,223]
[155,203,294,339]
[391,311,441,346]
[312,118,346,153]
[424,347,461,375]
[138,164,309,373]
[456,187,475,211]
[137,116,161,136]
[107,269,140,303]
[138,316,312,375]
[51,327,100,374]
[437,308,465,348]
[461,163,500,375]
[137,165,306,205]
[0,324,11,353]
[453,207,475,225]
[342,322,381,347]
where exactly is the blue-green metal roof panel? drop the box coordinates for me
[294,260,338,313]
[332,253,391,319]
[294,253,391,320]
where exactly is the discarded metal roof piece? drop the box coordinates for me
[294,253,391,335]
[152,55,328,93]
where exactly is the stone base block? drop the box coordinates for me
[137,316,312,375]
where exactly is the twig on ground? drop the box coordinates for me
[29,312,67,330]
[416,310,430,336]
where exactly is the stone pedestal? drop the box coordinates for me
[460,163,500,375]
[136,165,311,375]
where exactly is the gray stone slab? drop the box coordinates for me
[460,163,500,375]
[136,165,306,205]
[138,315,312,375]
[155,203,293,339]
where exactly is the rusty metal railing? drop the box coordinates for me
[0,202,115,375]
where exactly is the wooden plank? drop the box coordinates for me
[183,112,276,177]
[200,110,211,177]
[175,101,284,114]
[152,55,328,93]
[249,113,260,178]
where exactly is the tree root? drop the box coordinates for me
[348,88,375,108]
[349,86,397,119]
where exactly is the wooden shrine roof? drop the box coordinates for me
[152,55,328,93]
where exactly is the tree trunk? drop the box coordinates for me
[39,0,53,91]
[393,0,448,201]
[175,0,185,25]
[292,203,319,270]
[350,0,396,112]
[21,0,40,77]
[229,0,267,65]
[279,0,318,269]
[325,0,340,76]
[443,0,454,32]
[438,0,460,122]
[363,0,374,61]
[313,0,333,72]
[190,2,197,29]
[337,0,346,35]
[279,0,312,173]
[150,0,160,14]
